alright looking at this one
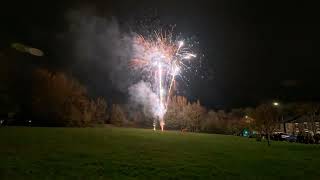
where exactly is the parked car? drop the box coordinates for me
[280,133,290,139]
[284,135,297,142]
[272,133,290,141]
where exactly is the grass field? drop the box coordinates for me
[0,127,320,179]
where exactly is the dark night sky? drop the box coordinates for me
[1,0,320,109]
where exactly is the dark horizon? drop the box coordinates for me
[1,0,320,109]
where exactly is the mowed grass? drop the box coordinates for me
[0,127,319,179]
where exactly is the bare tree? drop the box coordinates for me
[252,103,281,146]
[110,104,127,126]
[92,97,108,124]
[201,110,219,132]
[164,96,188,130]
[184,100,206,132]
[193,100,207,132]
[32,68,93,127]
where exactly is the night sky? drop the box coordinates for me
[1,0,320,109]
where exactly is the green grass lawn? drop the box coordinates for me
[0,127,319,179]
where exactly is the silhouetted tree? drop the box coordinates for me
[252,103,281,146]
[91,97,108,124]
[165,96,188,130]
[164,96,206,132]
[184,100,206,132]
[0,49,33,120]
[110,104,127,126]
[201,110,219,133]
[228,108,247,135]
[32,68,93,127]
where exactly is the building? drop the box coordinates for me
[275,115,320,135]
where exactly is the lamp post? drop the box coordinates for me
[273,101,285,133]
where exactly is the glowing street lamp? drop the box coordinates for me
[273,101,286,133]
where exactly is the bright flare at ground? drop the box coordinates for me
[130,31,197,130]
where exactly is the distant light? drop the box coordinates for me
[273,102,279,106]
[243,129,249,137]
[245,115,249,119]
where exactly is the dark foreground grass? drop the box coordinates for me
[0,127,319,179]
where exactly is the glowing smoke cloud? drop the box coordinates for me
[129,81,164,118]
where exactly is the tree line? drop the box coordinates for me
[1,49,319,145]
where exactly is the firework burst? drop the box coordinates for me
[130,30,197,130]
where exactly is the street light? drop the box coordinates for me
[273,101,286,133]
[273,102,279,106]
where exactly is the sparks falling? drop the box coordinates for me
[130,31,197,130]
